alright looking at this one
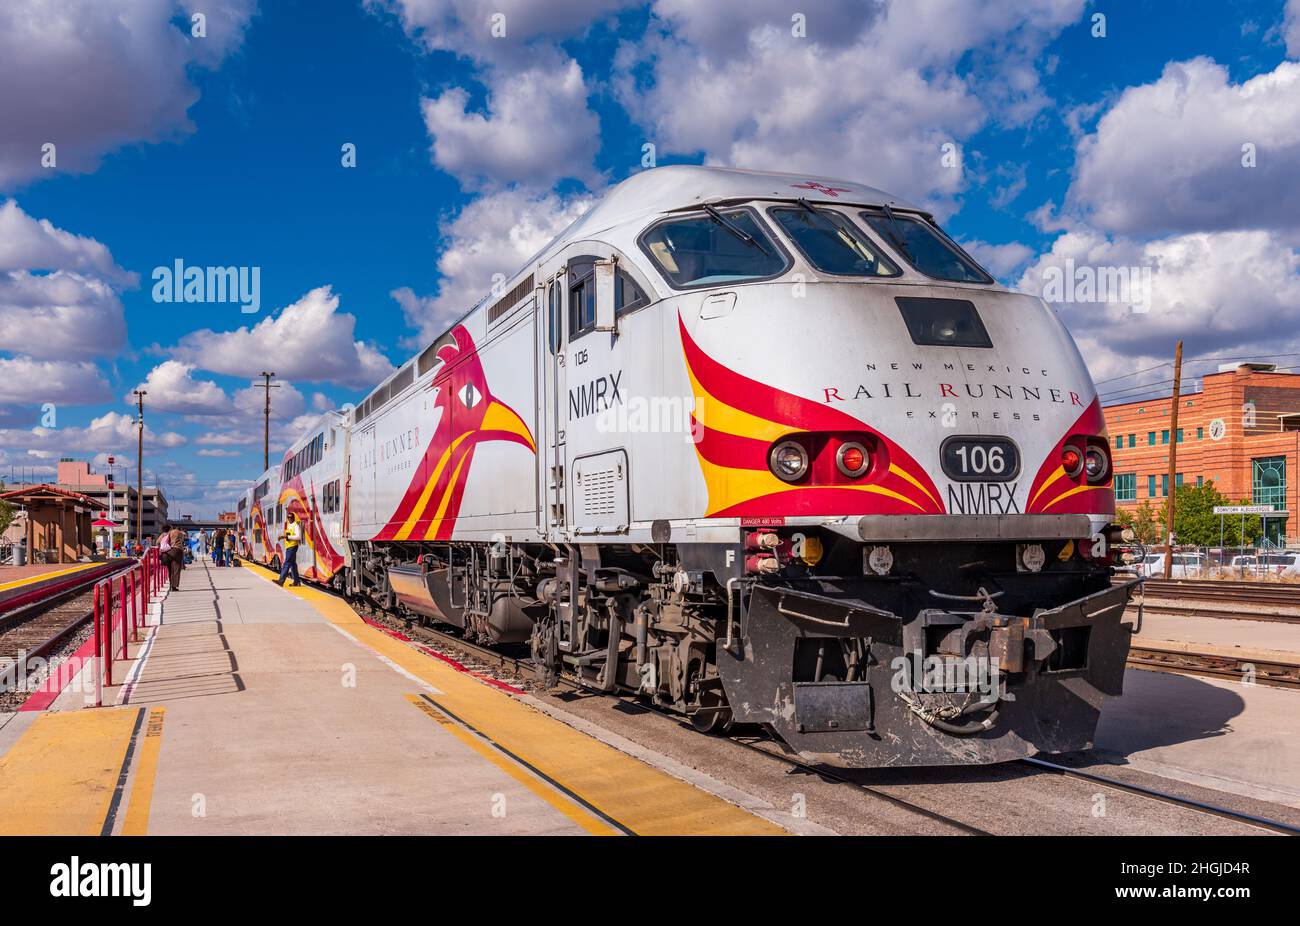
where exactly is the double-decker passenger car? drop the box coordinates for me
[237,166,1137,767]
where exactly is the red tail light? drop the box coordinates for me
[836,441,870,478]
[1061,444,1084,478]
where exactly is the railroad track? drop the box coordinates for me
[1132,602,1300,625]
[1136,578,1300,610]
[0,562,134,691]
[1128,643,1300,689]
[253,561,1300,835]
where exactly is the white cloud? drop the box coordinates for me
[421,56,601,189]
[617,0,1085,209]
[1017,225,1300,377]
[168,286,395,389]
[367,0,632,63]
[197,431,259,446]
[959,239,1035,282]
[0,357,111,405]
[0,200,134,361]
[197,448,242,457]
[0,410,186,459]
[129,360,232,416]
[1069,58,1300,236]
[393,188,592,345]
[0,200,135,285]
[0,0,255,189]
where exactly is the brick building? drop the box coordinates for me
[1103,363,1298,544]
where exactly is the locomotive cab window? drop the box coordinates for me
[860,209,993,284]
[638,206,788,289]
[896,296,993,348]
[769,205,900,277]
[568,257,647,338]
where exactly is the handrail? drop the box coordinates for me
[91,547,167,706]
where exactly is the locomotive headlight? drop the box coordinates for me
[769,440,809,482]
[1061,443,1084,478]
[836,441,871,478]
[1084,446,1109,482]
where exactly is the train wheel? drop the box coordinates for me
[690,692,733,734]
[687,660,732,734]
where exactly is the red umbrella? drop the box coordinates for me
[91,518,119,528]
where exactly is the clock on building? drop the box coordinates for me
[1208,418,1226,441]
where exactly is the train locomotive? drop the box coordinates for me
[237,166,1138,767]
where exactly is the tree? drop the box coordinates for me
[0,496,13,538]
[1170,480,1260,547]
[1115,500,1164,545]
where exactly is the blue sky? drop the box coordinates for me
[2,0,1299,515]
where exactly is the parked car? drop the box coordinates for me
[1135,552,1205,578]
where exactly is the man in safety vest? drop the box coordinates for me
[275,511,303,587]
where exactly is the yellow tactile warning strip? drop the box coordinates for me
[120,707,166,836]
[0,562,100,593]
[407,694,620,836]
[242,564,785,836]
[0,707,144,835]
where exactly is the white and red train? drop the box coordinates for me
[236,166,1137,767]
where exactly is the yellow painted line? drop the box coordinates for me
[406,695,618,836]
[0,562,99,593]
[120,707,166,836]
[0,707,141,835]
[242,563,784,836]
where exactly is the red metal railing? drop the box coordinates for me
[92,547,167,707]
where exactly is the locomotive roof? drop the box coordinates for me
[548,165,925,251]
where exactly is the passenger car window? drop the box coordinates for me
[860,209,992,284]
[769,205,899,277]
[639,207,788,289]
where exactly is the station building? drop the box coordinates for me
[1,459,169,548]
[1103,363,1299,544]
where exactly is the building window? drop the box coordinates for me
[1196,427,1204,440]
[1127,434,1135,448]
[1161,474,1169,497]
[1114,473,1137,501]
[1252,456,1286,509]
[1175,428,1184,443]
[1147,432,1156,446]
[1147,475,1156,497]
[1161,430,1170,445]
[1175,473,1184,488]
[1196,476,1204,487]
[1114,436,1122,450]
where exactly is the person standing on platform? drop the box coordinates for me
[225,529,236,565]
[276,511,302,587]
[213,528,226,566]
[161,523,186,590]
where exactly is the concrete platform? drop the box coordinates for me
[0,561,790,836]
[1096,668,1300,809]
[1134,609,1300,655]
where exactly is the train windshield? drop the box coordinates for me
[861,209,993,284]
[639,206,788,288]
[769,204,900,277]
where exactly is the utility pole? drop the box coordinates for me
[133,389,146,546]
[257,371,279,472]
[1162,340,1183,579]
